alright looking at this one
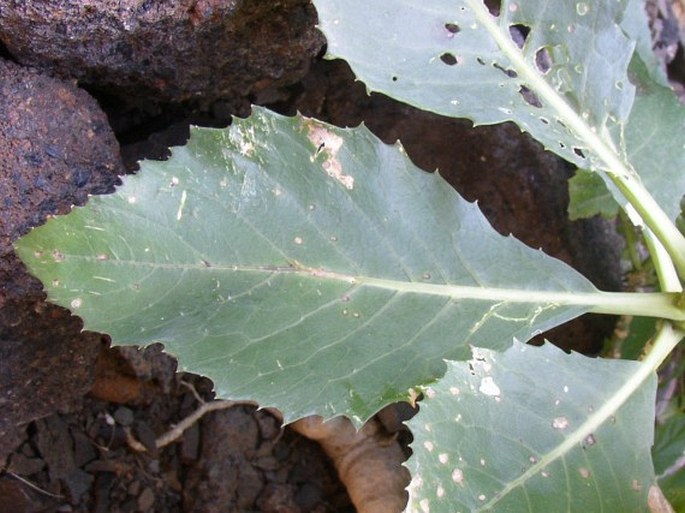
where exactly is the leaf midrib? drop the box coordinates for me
[58,255,684,320]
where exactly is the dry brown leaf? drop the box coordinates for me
[292,416,410,513]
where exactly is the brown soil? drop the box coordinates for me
[1,1,682,512]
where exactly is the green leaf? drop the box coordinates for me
[568,169,619,220]
[406,342,657,512]
[622,56,685,221]
[567,4,685,222]
[314,0,634,174]
[15,108,629,423]
[654,412,685,510]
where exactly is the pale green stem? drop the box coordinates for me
[612,178,685,283]
[467,0,685,281]
[643,229,683,293]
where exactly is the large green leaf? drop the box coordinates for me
[314,0,634,174]
[654,413,685,510]
[15,108,654,423]
[622,56,685,221]
[406,342,657,512]
[313,0,685,222]
[565,0,685,222]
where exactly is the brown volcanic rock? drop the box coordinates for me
[0,0,324,103]
[0,58,122,461]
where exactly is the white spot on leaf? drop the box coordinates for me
[479,377,500,397]
[176,190,187,221]
[552,416,569,430]
[70,298,82,309]
[451,468,464,484]
[438,453,449,464]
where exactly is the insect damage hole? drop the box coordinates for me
[440,52,460,66]
[444,22,460,36]
[535,47,552,74]
[519,86,543,108]
[509,24,530,48]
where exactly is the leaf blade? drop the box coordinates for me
[314,0,634,174]
[17,108,614,422]
[406,342,657,512]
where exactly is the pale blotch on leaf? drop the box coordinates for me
[552,416,569,430]
[579,467,591,479]
[438,453,449,464]
[424,441,435,452]
[436,485,445,498]
[52,250,64,262]
[294,236,303,245]
[449,387,460,395]
[419,498,430,513]
[584,434,596,446]
[96,253,109,261]
[451,468,464,484]
[648,485,676,513]
[306,123,355,190]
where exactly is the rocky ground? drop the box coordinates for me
[1,1,684,512]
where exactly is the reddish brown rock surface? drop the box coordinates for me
[0,0,324,103]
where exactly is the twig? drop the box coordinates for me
[155,398,257,448]
[5,471,65,499]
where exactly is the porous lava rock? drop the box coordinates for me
[0,58,122,461]
[0,0,324,103]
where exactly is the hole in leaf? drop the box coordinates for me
[535,47,552,74]
[573,147,586,159]
[519,86,543,107]
[493,62,517,78]
[444,22,461,35]
[440,52,459,65]
[509,24,530,48]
